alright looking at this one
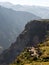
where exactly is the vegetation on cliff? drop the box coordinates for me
[10,37,49,65]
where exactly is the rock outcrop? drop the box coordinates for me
[0,19,49,65]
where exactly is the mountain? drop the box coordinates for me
[0,2,49,18]
[0,2,13,8]
[0,6,40,53]
[12,5,49,19]
[0,19,49,65]
[10,40,49,65]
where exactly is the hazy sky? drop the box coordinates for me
[0,0,49,6]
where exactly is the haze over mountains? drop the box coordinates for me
[12,5,49,18]
[0,2,49,65]
[0,6,40,53]
[0,2,49,18]
[0,2,13,8]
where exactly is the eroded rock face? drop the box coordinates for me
[0,19,49,65]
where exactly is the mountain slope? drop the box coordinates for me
[12,5,49,19]
[1,2,49,18]
[11,5,49,19]
[10,40,49,65]
[0,19,49,65]
[8,4,49,19]
[0,6,40,52]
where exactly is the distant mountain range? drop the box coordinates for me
[0,2,49,18]
[0,2,49,65]
[11,5,49,19]
[0,2,13,8]
[0,6,40,53]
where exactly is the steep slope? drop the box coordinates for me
[0,6,40,52]
[0,19,49,65]
[10,40,49,65]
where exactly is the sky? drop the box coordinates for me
[0,0,49,6]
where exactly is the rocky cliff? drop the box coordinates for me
[0,19,49,65]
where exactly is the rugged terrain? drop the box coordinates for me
[10,40,49,65]
[0,6,40,52]
[0,19,49,65]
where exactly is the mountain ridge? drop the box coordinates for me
[0,2,49,18]
[0,6,40,53]
[0,19,49,65]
